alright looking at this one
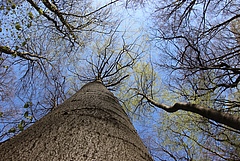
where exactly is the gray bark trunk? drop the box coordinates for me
[0,81,153,161]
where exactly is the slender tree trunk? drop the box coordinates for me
[0,81,153,161]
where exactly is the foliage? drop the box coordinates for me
[136,0,240,160]
[0,0,239,160]
[0,0,147,141]
[0,0,153,144]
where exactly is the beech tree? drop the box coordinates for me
[1,0,240,160]
[0,0,130,139]
[132,0,240,160]
[0,80,153,160]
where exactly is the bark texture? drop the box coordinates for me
[0,81,153,161]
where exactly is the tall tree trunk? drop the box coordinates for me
[0,81,153,161]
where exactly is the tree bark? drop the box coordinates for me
[0,81,153,161]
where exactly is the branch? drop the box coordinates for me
[105,74,129,87]
[204,14,240,35]
[26,0,76,43]
[81,0,119,18]
[41,0,74,32]
[0,46,46,61]
[139,93,240,131]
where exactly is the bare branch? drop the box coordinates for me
[138,93,240,131]
[0,46,46,61]
[105,74,129,87]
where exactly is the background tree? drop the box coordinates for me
[132,0,240,160]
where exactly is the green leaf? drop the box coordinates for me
[0,112,3,117]
[11,4,16,9]
[28,12,34,19]
[8,128,16,133]
[21,41,27,46]
[24,103,29,108]
[38,9,43,15]
[15,23,22,30]
[18,120,25,131]
[23,111,33,120]
[26,115,33,121]
[27,22,32,28]
[24,111,29,118]
[24,102,32,108]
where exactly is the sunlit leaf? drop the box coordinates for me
[24,102,32,108]
[18,120,25,131]
[6,6,10,11]
[27,116,33,121]
[38,9,43,15]
[27,22,32,28]
[21,41,27,46]
[24,111,29,118]
[8,128,16,133]
[15,23,22,30]
[28,12,34,19]
[11,4,16,9]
